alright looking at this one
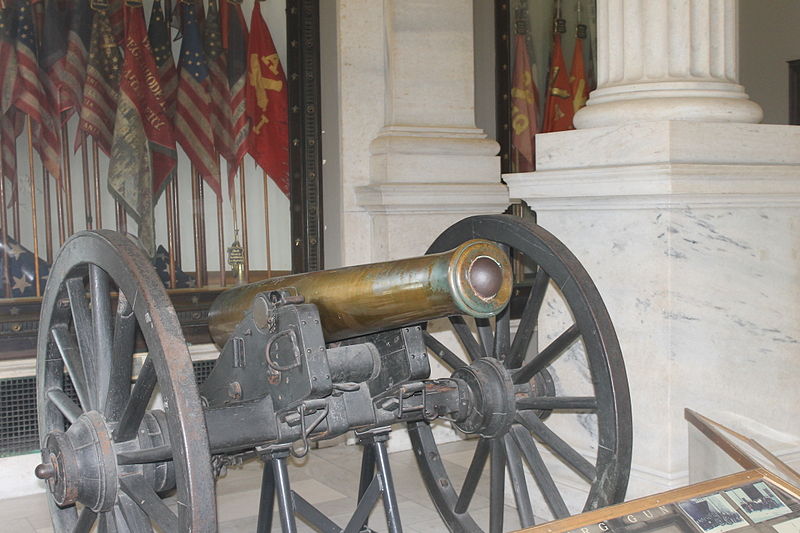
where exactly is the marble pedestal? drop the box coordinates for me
[506,121,800,499]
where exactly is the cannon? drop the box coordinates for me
[34,214,632,533]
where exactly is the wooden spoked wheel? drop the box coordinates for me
[36,230,216,532]
[409,215,632,532]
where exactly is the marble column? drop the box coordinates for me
[506,0,800,500]
[575,0,763,127]
[353,0,508,263]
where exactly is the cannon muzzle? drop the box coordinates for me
[208,239,512,346]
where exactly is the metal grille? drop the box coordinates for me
[0,359,218,458]
[0,375,38,457]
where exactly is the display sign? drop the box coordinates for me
[524,470,800,533]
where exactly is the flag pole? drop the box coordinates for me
[216,161,225,287]
[165,177,177,289]
[91,139,102,228]
[191,163,201,283]
[80,132,92,229]
[226,161,244,284]
[41,164,53,262]
[116,199,125,232]
[0,174,10,297]
[171,179,181,264]
[198,171,208,287]
[51,165,65,247]
[60,121,74,236]
[262,169,272,278]
[191,163,208,286]
[25,116,40,297]
[11,179,19,240]
[238,163,249,282]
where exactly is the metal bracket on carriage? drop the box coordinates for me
[278,398,330,458]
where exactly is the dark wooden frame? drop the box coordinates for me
[0,1,324,361]
[287,0,324,274]
[495,0,512,174]
[789,59,800,125]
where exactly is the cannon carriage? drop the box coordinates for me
[33,214,632,533]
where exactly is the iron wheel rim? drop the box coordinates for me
[36,230,216,532]
[409,214,632,532]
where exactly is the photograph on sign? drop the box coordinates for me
[678,494,747,533]
[725,482,792,524]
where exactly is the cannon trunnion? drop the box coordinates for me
[34,215,632,533]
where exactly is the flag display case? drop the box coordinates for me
[495,0,597,173]
[0,0,324,363]
[518,470,800,533]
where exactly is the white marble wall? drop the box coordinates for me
[336,0,507,264]
[507,121,800,498]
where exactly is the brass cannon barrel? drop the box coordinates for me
[208,239,512,346]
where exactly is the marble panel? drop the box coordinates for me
[509,134,800,500]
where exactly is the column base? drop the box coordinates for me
[575,81,764,128]
[369,126,500,183]
[356,182,510,261]
[507,121,800,499]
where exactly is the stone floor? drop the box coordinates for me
[1,438,526,533]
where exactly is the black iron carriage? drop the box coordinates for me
[33,215,632,533]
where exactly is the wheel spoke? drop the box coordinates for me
[454,438,490,514]
[512,324,580,384]
[422,331,467,370]
[516,411,596,482]
[51,324,91,411]
[99,510,119,533]
[506,267,549,369]
[73,506,98,533]
[476,318,494,358]
[66,277,97,411]
[114,357,156,442]
[105,292,137,422]
[503,433,535,528]
[493,303,511,362]
[517,396,598,411]
[450,315,485,361]
[489,438,505,533]
[46,388,83,423]
[510,424,570,519]
[119,474,178,532]
[116,493,154,532]
[116,445,174,465]
[90,265,113,412]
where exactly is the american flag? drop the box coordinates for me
[108,0,123,45]
[40,0,68,116]
[0,110,20,184]
[0,5,18,182]
[60,0,93,118]
[171,0,205,38]
[0,3,16,116]
[225,0,248,190]
[76,7,121,156]
[148,0,177,120]
[0,234,50,297]
[13,0,61,181]
[204,0,231,164]
[175,1,221,197]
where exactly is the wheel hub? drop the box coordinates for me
[451,358,516,437]
[515,368,557,421]
[36,411,118,512]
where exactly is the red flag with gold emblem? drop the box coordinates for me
[542,30,573,132]
[569,24,590,117]
[510,33,538,172]
[246,3,289,197]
